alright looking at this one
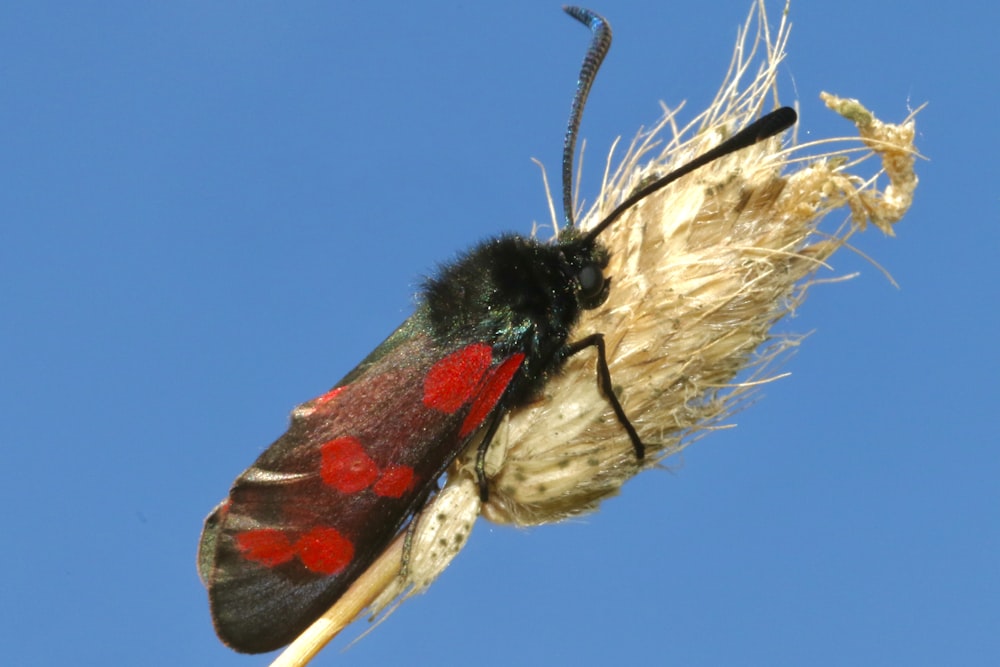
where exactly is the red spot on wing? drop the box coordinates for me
[373,465,415,498]
[320,437,378,494]
[235,529,296,567]
[423,344,493,413]
[295,527,354,575]
[235,527,354,575]
[460,353,525,436]
[319,435,421,499]
[294,385,349,418]
[314,385,347,406]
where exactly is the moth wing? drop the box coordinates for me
[200,318,524,653]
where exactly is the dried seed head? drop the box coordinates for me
[401,0,919,598]
[476,5,920,526]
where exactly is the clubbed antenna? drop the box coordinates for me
[583,106,797,244]
[562,6,612,228]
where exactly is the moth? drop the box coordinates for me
[198,6,795,653]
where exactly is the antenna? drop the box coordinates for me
[583,106,797,244]
[560,8,796,241]
[562,6,612,228]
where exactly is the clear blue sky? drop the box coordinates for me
[2,2,996,665]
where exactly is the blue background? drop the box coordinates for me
[3,2,996,665]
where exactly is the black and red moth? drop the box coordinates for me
[198,6,796,654]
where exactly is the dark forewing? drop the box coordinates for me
[199,316,525,653]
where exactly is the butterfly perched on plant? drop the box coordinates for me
[198,6,795,654]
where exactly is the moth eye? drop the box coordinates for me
[578,262,606,301]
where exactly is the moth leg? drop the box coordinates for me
[565,333,646,460]
[400,479,440,580]
[474,411,506,502]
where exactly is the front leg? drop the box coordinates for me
[565,333,647,461]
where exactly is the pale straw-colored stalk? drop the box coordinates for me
[272,2,919,664]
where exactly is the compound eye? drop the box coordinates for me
[578,262,605,300]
